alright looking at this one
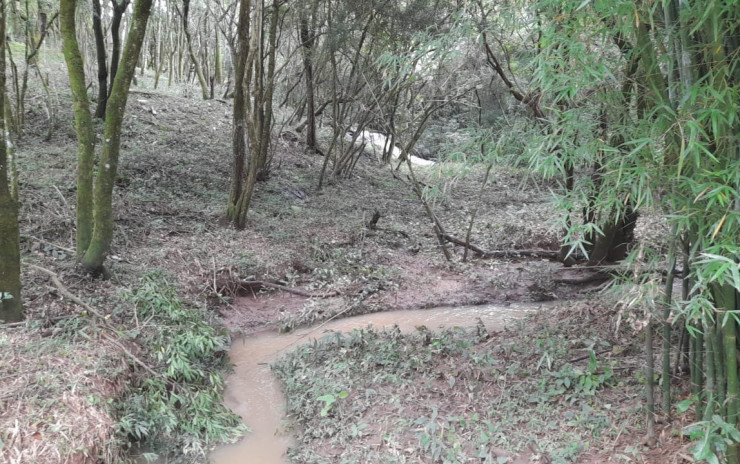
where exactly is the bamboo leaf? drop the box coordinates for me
[712,214,727,240]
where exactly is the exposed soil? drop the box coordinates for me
[3,51,690,464]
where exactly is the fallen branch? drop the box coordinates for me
[0,314,75,329]
[21,234,76,255]
[229,279,340,298]
[27,263,162,378]
[274,286,379,353]
[27,264,106,319]
[101,332,160,378]
[442,234,559,259]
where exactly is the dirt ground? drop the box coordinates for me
[1,49,694,464]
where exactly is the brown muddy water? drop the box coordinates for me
[209,302,545,464]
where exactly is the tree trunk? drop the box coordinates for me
[662,226,678,417]
[645,320,656,445]
[91,0,108,118]
[61,0,96,257]
[229,0,279,228]
[226,0,250,223]
[0,0,22,323]
[298,2,317,150]
[585,207,639,266]
[154,16,165,88]
[181,0,210,100]
[81,0,154,274]
[213,18,222,84]
[109,0,130,94]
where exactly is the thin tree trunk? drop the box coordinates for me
[703,315,716,421]
[645,320,656,445]
[109,0,131,94]
[91,0,108,118]
[0,0,22,323]
[716,284,739,461]
[213,15,222,84]
[181,0,210,100]
[298,1,317,150]
[232,0,279,228]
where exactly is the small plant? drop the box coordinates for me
[116,272,246,459]
[684,415,740,464]
[544,351,614,401]
[316,390,349,417]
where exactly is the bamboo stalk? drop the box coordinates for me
[662,225,678,417]
[645,319,656,445]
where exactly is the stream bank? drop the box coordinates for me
[222,297,690,464]
[210,303,540,463]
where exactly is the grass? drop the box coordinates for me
[272,299,658,463]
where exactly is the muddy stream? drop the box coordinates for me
[209,302,542,463]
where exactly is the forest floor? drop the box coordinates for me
[1,55,696,464]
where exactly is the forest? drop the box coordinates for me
[0,0,738,462]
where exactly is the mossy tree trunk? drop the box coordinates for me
[0,0,22,322]
[60,0,96,257]
[81,0,153,274]
[61,0,153,275]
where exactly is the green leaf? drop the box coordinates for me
[676,398,694,413]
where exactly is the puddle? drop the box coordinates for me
[209,303,544,463]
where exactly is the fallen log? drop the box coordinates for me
[442,234,560,259]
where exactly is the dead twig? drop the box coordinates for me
[53,185,71,212]
[100,332,160,378]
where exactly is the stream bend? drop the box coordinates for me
[209,303,542,464]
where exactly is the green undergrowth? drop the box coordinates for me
[272,307,637,463]
[116,272,246,461]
